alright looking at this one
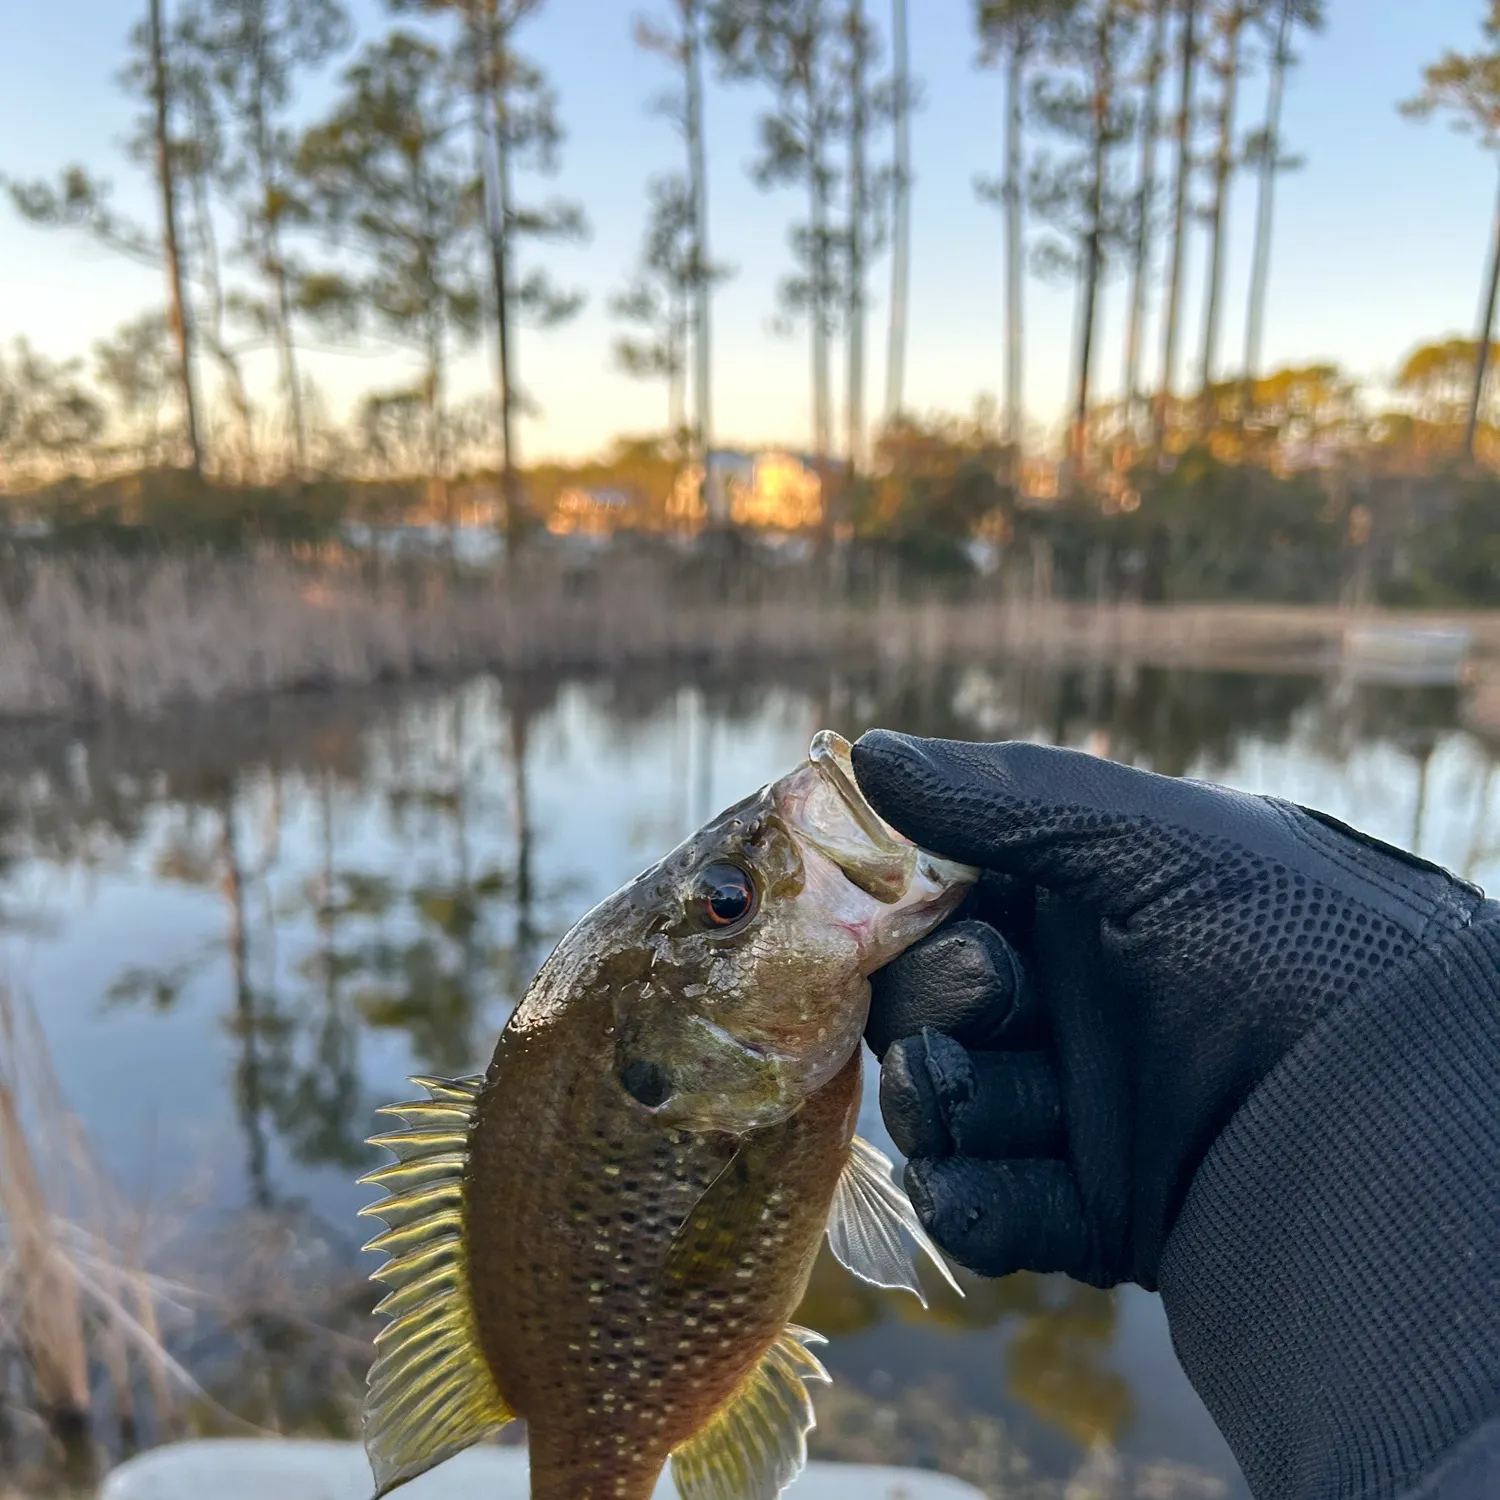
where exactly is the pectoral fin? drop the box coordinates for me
[357,1075,513,1497]
[670,1325,830,1500]
[825,1135,963,1307]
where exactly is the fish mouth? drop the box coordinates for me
[808,730,901,853]
[792,730,976,903]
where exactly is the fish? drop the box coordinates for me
[357,729,978,1500]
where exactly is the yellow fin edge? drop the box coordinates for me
[358,1073,513,1497]
[670,1325,830,1500]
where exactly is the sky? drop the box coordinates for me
[1,0,1497,463]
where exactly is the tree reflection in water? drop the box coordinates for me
[796,1249,1135,1489]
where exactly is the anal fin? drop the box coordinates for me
[358,1074,513,1496]
[670,1326,830,1500]
[825,1135,963,1307]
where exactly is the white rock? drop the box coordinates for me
[100,1439,986,1500]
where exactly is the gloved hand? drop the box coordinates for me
[852,729,1490,1291]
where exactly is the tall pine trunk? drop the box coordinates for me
[427,328,444,485]
[669,282,688,437]
[1154,0,1199,449]
[1466,160,1500,461]
[1003,40,1026,464]
[1198,6,1243,420]
[845,0,867,474]
[1072,5,1115,472]
[809,114,832,466]
[473,5,518,556]
[1242,0,1291,416]
[246,61,304,471]
[1123,0,1168,433]
[149,0,202,475]
[253,141,304,470]
[683,0,721,522]
[884,0,910,425]
[495,98,518,545]
[427,311,453,552]
[269,231,304,471]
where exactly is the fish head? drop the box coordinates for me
[606,730,977,1134]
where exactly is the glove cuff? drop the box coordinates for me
[1159,915,1500,1500]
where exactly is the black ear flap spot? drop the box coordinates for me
[619,1058,672,1109]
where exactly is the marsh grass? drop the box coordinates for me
[0,987,283,1490]
[3,545,1489,722]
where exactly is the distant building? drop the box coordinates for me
[1018,458,1061,502]
[547,486,639,536]
[669,449,823,531]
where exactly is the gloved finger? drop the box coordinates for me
[904,1155,1098,1284]
[865,919,1043,1059]
[880,1030,1062,1160]
[953,870,1035,949]
[853,729,1285,920]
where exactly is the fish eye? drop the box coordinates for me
[689,861,757,931]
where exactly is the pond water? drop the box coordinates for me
[3,656,1496,1499]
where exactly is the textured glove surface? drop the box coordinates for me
[853,729,1488,1289]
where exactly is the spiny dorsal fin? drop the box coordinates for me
[358,1074,513,1497]
[670,1326,830,1500]
[825,1135,963,1308]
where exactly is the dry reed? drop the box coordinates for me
[0,985,240,1488]
[4,548,1498,722]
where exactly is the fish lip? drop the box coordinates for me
[807,729,906,853]
[800,731,978,899]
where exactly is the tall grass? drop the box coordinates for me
[5,547,1495,721]
[0,987,212,1488]
[0,980,389,1492]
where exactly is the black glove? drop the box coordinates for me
[852,729,1490,1292]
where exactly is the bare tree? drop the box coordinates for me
[1122,0,1169,431]
[712,0,846,466]
[1239,0,1321,414]
[167,37,258,472]
[175,0,352,473]
[1402,2,1500,461]
[295,31,484,496]
[838,1,892,475]
[1153,0,1199,447]
[1196,1,1261,414]
[845,0,870,472]
[124,13,259,468]
[1029,1,1136,470]
[610,175,698,437]
[0,340,106,481]
[396,0,587,551]
[95,312,176,468]
[884,0,912,424]
[636,2,726,521]
[3,2,208,474]
[148,0,203,473]
[975,0,1077,463]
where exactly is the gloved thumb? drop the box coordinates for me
[851,728,1244,918]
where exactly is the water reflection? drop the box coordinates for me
[3,658,1498,1497]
